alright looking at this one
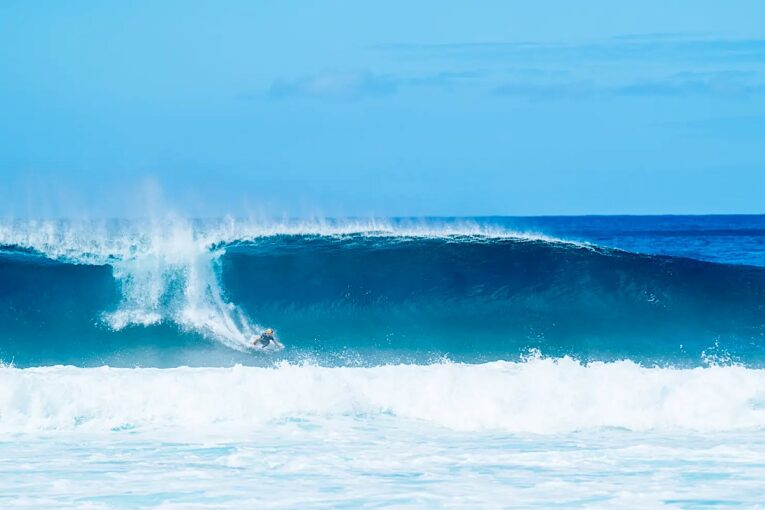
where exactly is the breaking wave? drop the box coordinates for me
[1,358,764,435]
[1,218,765,367]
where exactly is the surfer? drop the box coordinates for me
[253,328,283,350]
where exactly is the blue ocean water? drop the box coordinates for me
[1,216,765,508]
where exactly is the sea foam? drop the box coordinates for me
[1,358,763,435]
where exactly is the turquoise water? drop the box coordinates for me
[4,426,765,508]
[1,216,765,508]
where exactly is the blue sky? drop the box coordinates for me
[1,1,764,217]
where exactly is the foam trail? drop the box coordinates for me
[2,358,764,435]
[98,219,259,350]
[37,216,257,349]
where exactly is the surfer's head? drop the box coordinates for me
[264,328,274,336]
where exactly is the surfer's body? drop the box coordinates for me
[252,329,283,350]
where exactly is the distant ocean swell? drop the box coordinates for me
[1,219,765,367]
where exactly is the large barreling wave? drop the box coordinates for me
[1,217,765,368]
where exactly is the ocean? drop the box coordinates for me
[1,216,764,508]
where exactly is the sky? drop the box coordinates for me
[1,0,764,217]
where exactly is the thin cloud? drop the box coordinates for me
[493,81,595,100]
[611,71,765,97]
[269,70,397,99]
[268,69,483,99]
[662,115,765,136]
[404,71,484,89]
[493,70,765,100]
[375,36,765,63]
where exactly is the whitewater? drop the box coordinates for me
[3,359,765,434]
[2,216,765,508]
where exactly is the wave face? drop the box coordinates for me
[2,218,765,367]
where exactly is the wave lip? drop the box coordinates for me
[0,217,564,264]
[1,359,764,435]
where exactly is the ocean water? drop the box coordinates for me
[1,216,765,508]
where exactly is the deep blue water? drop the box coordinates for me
[497,215,765,266]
